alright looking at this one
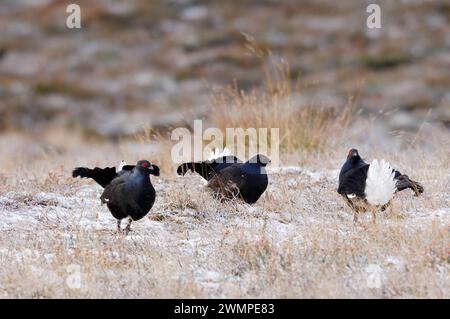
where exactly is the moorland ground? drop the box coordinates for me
[0,0,449,299]
[0,121,448,298]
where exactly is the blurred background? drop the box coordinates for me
[1,1,449,300]
[0,0,449,162]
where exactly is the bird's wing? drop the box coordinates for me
[208,156,242,174]
[207,164,245,197]
[121,165,135,171]
[177,156,242,180]
[177,162,214,180]
[337,164,370,197]
[394,174,424,195]
[390,168,424,195]
[72,166,118,188]
[100,173,129,201]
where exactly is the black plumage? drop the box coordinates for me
[177,154,270,204]
[73,160,160,233]
[337,148,424,220]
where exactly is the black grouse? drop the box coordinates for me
[177,152,270,204]
[338,148,424,221]
[72,160,160,233]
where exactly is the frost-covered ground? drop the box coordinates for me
[0,139,448,298]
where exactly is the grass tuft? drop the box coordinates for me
[209,38,355,154]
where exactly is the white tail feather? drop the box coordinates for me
[208,147,232,161]
[365,159,396,206]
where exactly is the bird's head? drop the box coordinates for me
[249,154,271,166]
[136,160,160,176]
[347,148,361,163]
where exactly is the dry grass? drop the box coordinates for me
[209,39,355,153]
[0,123,448,298]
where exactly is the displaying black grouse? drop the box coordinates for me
[73,160,160,233]
[338,148,424,221]
[177,153,270,204]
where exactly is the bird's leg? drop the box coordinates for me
[388,201,404,220]
[117,219,122,232]
[344,195,359,223]
[371,207,377,224]
[124,217,132,235]
[388,202,394,218]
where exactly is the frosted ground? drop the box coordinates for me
[1,0,449,299]
[0,133,448,298]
